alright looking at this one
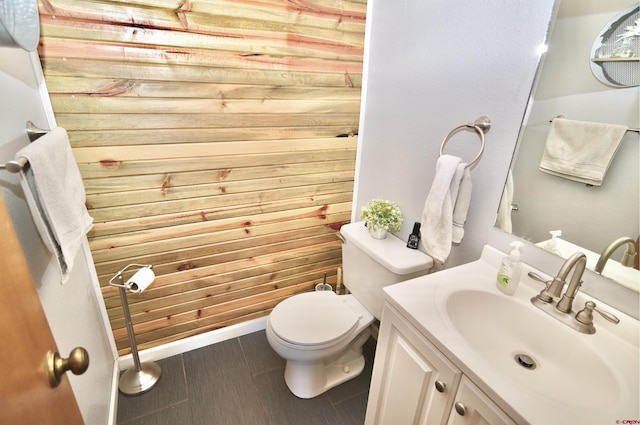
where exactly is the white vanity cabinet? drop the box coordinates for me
[365,304,516,425]
[448,377,516,425]
[365,304,461,425]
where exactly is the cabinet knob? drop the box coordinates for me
[454,402,467,416]
[434,380,446,393]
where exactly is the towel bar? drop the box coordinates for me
[549,117,639,133]
[27,120,50,142]
[1,121,49,173]
[0,157,27,173]
[439,116,490,169]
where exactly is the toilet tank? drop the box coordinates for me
[340,222,433,319]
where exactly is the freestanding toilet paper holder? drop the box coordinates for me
[109,263,162,395]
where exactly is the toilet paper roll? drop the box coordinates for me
[126,266,155,293]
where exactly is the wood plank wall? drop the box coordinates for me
[37,0,366,355]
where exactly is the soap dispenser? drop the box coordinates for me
[496,241,523,295]
[544,230,562,255]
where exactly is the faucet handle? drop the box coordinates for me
[527,272,563,302]
[527,272,550,287]
[575,301,620,328]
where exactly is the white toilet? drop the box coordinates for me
[266,221,433,398]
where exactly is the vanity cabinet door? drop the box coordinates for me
[365,304,462,425]
[448,377,517,425]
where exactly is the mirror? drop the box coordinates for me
[495,0,640,291]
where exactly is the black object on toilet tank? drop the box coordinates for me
[406,222,421,249]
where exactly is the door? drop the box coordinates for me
[0,193,85,425]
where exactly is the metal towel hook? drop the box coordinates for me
[439,116,491,169]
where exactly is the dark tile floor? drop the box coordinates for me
[117,330,376,425]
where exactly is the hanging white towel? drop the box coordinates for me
[495,169,514,233]
[17,127,93,283]
[452,165,472,243]
[539,118,628,186]
[420,155,470,264]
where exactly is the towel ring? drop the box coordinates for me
[439,116,490,169]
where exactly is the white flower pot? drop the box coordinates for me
[369,225,388,240]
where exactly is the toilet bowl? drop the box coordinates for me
[266,221,433,398]
[266,291,374,399]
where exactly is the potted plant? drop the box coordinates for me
[360,199,403,239]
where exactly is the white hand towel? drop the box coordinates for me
[17,127,93,283]
[539,118,628,186]
[420,155,463,264]
[452,164,472,244]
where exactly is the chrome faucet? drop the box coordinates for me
[533,252,586,310]
[555,253,586,313]
[594,237,637,274]
[531,252,619,334]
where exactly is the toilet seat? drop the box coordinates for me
[269,291,359,347]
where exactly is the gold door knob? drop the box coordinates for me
[47,347,90,387]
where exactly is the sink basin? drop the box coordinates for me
[383,245,640,425]
[446,289,622,408]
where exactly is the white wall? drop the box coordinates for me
[0,47,117,425]
[356,0,639,318]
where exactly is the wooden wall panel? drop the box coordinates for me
[37,0,365,354]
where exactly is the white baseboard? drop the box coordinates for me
[117,316,268,369]
[108,361,120,425]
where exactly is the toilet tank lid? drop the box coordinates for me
[340,222,433,275]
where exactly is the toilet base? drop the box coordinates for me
[283,328,371,399]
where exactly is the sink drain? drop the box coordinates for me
[514,353,537,370]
